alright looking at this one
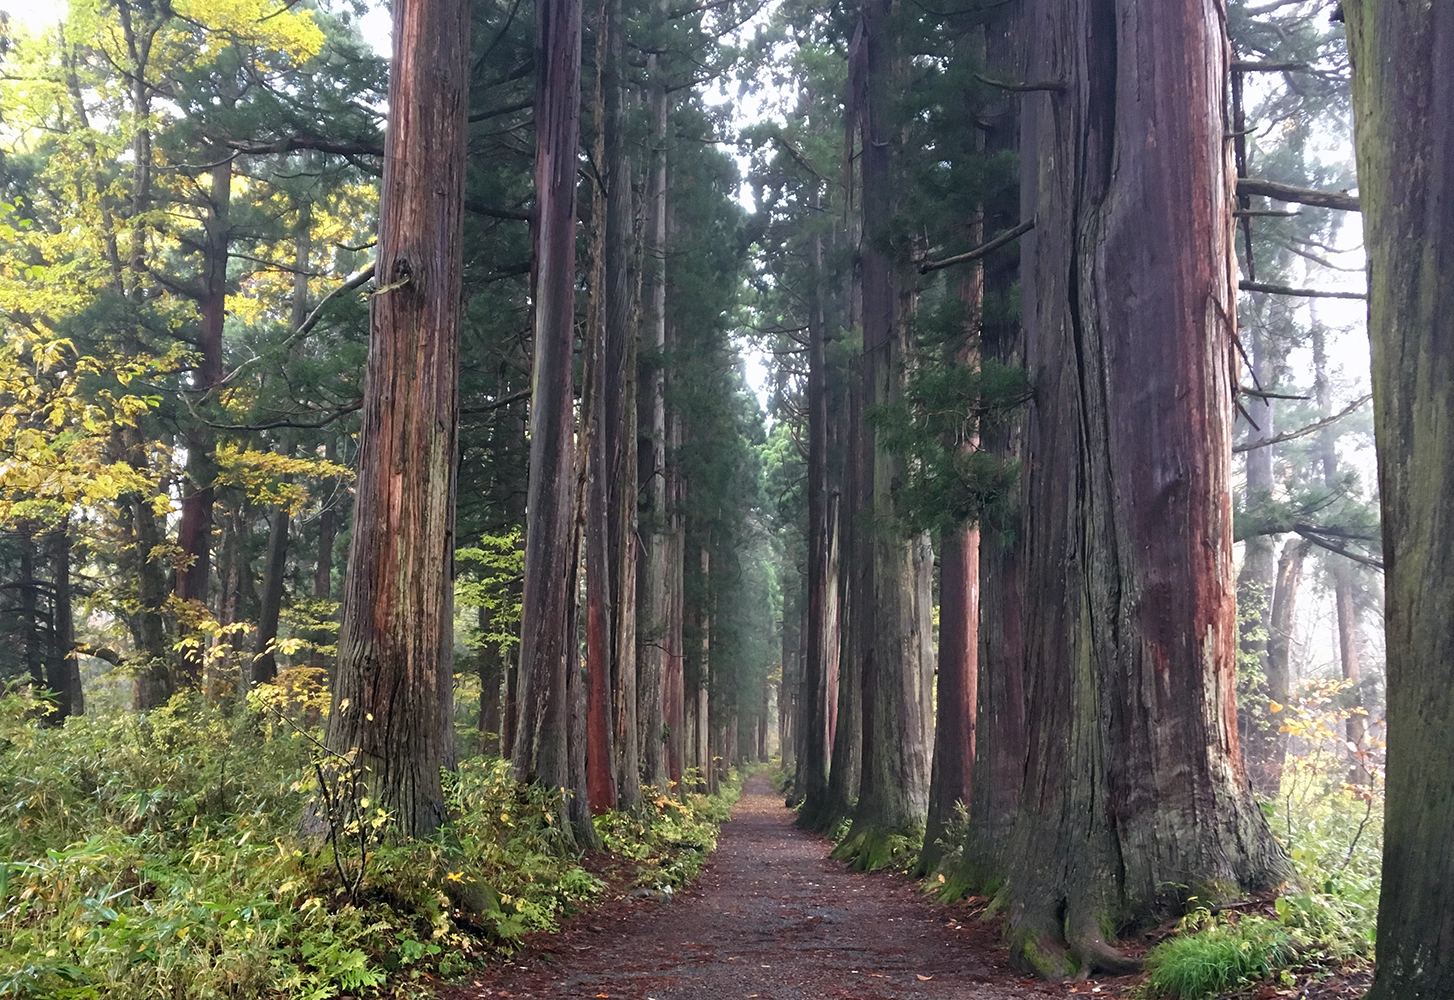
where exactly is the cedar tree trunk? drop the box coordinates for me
[324,0,468,839]
[1007,0,1290,974]
[1343,5,1454,996]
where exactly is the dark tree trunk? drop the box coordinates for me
[175,158,231,653]
[46,524,82,720]
[252,500,290,686]
[19,523,41,690]
[799,219,836,827]
[602,0,640,808]
[311,437,338,674]
[838,0,931,868]
[1005,0,1289,974]
[477,606,504,753]
[664,399,686,793]
[322,0,468,839]
[583,70,617,810]
[125,421,173,710]
[1343,6,1454,996]
[825,347,862,822]
[514,0,584,834]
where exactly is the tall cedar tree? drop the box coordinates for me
[835,0,933,868]
[1343,4,1454,997]
[1004,0,1290,975]
[513,0,588,836]
[324,0,469,837]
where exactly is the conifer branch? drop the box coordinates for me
[920,219,1035,273]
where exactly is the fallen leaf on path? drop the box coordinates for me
[918,975,933,981]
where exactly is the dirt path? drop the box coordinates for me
[443,774,1108,999]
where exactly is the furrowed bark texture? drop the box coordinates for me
[839,0,931,864]
[514,0,584,821]
[1009,0,1288,974]
[1342,4,1454,997]
[603,0,640,807]
[325,0,468,838]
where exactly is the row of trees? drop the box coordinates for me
[756,0,1446,994]
[0,0,778,847]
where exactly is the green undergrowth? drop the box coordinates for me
[0,692,744,999]
[829,820,923,872]
[1141,787,1380,999]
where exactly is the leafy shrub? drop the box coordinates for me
[0,693,740,999]
[1145,914,1297,999]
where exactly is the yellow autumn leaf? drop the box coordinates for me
[1268,700,1283,713]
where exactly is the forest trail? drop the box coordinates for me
[441,775,1109,1000]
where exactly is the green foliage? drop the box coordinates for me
[0,694,740,999]
[595,767,747,894]
[1144,914,1298,999]
[868,356,1028,537]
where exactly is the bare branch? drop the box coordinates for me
[1235,394,1371,453]
[1240,280,1366,301]
[1237,177,1360,212]
[920,218,1035,274]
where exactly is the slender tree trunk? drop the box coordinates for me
[1310,321,1368,780]
[922,264,985,874]
[46,524,81,720]
[477,606,504,753]
[636,46,671,792]
[1237,324,1281,798]
[514,0,585,835]
[825,358,862,822]
[19,523,41,691]
[252,500,290,686]
[1262,537,1306,793]
[1343,7,1454,996]
[664,398,686,793]
[602,0,640,809]
[583,66,618,810]
[1005,0,1290,975]
[175,158,231,628]
[799,216,835,826]
[322,0,468,838]
[311,438,338,674]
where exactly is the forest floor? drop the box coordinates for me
[437,775,1372,1000]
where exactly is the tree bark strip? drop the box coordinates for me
[323,0,469,838]
[1342,5,1454,995]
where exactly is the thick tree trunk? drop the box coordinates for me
[323,0,468,839]
[514,0,584,834]
[837,0,931,870]
[1006,0,1289,975]
[825,350,862,822]
[1342,7,1454,997]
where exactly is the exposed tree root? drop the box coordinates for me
[1005,894,1142,981]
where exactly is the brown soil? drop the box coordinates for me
[438,775,1369,1000]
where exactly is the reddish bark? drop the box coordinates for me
[514,0,584,830]
[1005,0,1288,974]
[323,0,469,838]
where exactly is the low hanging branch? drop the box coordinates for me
[1240,280,1366,301]
[1294,524,1385,572]
[975,73,1065,93]
[920,218,1035,273]
[1235,393,1372,453]
[1230,59,1312,73]
[1237,177,1360,212]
